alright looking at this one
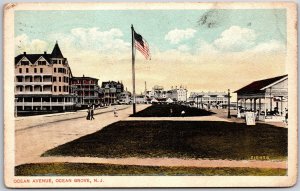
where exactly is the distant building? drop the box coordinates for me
[15,42,75,114]
[118,91,132,104]
[145,85,188,103]
[70,75,101,108]
[101,81,124,105]
[234,74,288,121]
[167,86,188,102]
[189,91,228,106]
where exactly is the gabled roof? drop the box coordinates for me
[15,54,52,65]
[51,42,64,58]
[234,74,288,94]
[15,42,65,64]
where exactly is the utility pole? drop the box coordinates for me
[227,89,231,118]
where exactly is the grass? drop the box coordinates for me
[15,162,287,176]
[42,121,287,160]
[130,104,214,117]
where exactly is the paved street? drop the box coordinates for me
[15,104,149,166]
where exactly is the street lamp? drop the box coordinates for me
[227,89,231,118]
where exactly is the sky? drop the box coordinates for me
[15,9,287,96]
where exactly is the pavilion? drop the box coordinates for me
[234,74,288,122]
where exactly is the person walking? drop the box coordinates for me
[91,105,95,120]
[113,107,118,117]
[86,107,91,120]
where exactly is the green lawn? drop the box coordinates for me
[42,121,287,160]
[15,163,287,176]
[130,104,214,117]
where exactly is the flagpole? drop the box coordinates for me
[131,24,136,114]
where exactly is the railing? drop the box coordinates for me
[15,102,75,106]
[15,81,52,85]
[15,91,52,95]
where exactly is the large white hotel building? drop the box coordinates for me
[15,42,76,114]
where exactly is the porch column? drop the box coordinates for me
[244,99,247,108]
[258,98,261,115]
[50,97,52,110]
[63,97,65,110]
[40,97,43,110]
[250,99,253,110]
[22,97,25,110]
[31,97,33,110]
[254,98,257,111]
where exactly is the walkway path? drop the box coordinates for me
[35,156,287,169]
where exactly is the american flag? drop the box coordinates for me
[134,30,151,60]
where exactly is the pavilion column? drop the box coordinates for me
[258,98,262,116]
[254,98,257,111]
[250,99,253,110]
[280,96,283,116]
[63,97,65,110]
[40,97,43,110]
[244,99,247,108]
[264,96,267,117]
[31,97,33,110]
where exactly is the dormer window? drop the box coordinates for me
[21,61,29,65]
[38,61,46,65]
[53,60,57,64]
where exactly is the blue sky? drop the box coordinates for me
[14,9,287,93]
[15,9,286,53]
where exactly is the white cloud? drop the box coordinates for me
[250,40,285,53]
[165,28,196,44]
[213,26,257,52]
[15,34,49,54]
[69,27,130,52]
[177,44,191,52]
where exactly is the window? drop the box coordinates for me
[21,61,29,65]
[26,68,29,73]
[40,86,42,92]
[59,60,61,64]
[19,68,22,73]
[59,77,61,82]
[20,87,23,92]
[40,68,43,73]
[54,86,57,92]
[38,61,46,65]
[30,86,33,92]
[54,68,57,73]
[53,77,57,82]
[34,68,37,73]
[53,60,57,64]
[59,86,61,92]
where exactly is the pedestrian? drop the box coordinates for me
[181,110,185,117]
[86,107,91,120]
[114,107,118,117]
[91,105,95,120]
[285,109,288,125]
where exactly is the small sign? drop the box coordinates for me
[245,112,256,125]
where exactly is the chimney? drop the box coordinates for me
[83,74,85,77]
[44,51,47,54]
[23,52,26,55]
